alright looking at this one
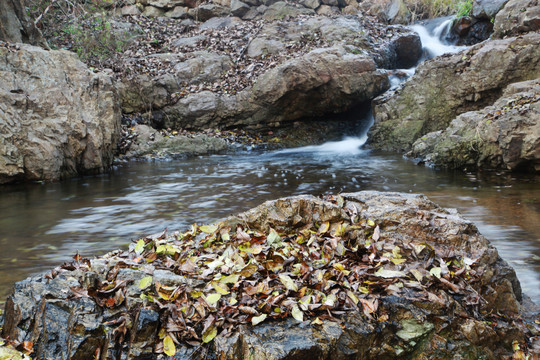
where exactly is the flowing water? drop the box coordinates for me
[0,22,539,305]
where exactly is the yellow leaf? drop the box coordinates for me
[359,286,369,294]
[312,317,323,325]
[138,276,153,290]
[205,293,221,305]
[318,221,330,234]
[220,273,240,284]
[291,304,303,322]
[367,219,375,227]
[430,267,442,279]
[347,290,359,305]
[163,335,176,357]
[212,282,230,295]
[279,274,298,292]
[134,239,145,254]
[202,326,218,343]
[200,224,218,234]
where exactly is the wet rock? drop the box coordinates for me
[407,79,540,172]
[2,191,537,359]
[122,124,235,159]
[493,0,540,38]
[369,32,540,152]
[0,44,121,184]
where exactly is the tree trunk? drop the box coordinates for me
[0,0,47,47]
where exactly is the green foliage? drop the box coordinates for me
[455,0,473,19]
[62,14,129,61]
[26,0,132,61]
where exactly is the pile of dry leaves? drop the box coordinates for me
[45,194,494,357]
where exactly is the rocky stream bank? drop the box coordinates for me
[1,0,540,358]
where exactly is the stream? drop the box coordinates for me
[0,20,539,305]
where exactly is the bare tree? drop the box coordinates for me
[0,0,48,47]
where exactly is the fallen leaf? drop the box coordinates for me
[163,335,176,357]
[252,314,267,326]
[138,276,153,290]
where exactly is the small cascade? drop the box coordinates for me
[410,21,465,60]
[282,18,467,156]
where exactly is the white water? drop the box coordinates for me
[411,21,465,59]
[292,20,465,156]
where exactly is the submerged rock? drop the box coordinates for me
[2,191,538,359]
[369,32,540,152]
[0,43,121,184]
[408,79,540,172]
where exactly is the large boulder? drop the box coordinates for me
[159,46,389,129]
[407,79,540,172]
[369,32,540,152]
[493,0,540,38]
[0,44,121,184]
[2,192,538,359]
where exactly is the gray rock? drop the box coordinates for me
[408,79,540,172]
[198,16,244,29]
[473,0,509,19]
[121,4,142,15]
[493,0,540,37]
[300,0,320,9]
[0,44,120,184]
[124,124,234,159]
[142,5,165,17]
[231,0,250,17]
[173,51,233,84]
[0,0,47,47]
[147,0,185,9]
[162,46,389,130]
[172,34,205,47]
[193,4,231,21]
[247,37,286,58]
[165,6,189,18]
[262,1,316,20]
[317,5,339,15]
[369,32,540,152]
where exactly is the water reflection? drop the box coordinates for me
[1,146,539,304]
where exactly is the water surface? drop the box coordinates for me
[1,144,539,304]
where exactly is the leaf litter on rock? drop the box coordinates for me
[44,194,505,357]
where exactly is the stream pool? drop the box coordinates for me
[1,144,539,304]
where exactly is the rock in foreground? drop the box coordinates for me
[0,43,121,184]
[2,192,538,359]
